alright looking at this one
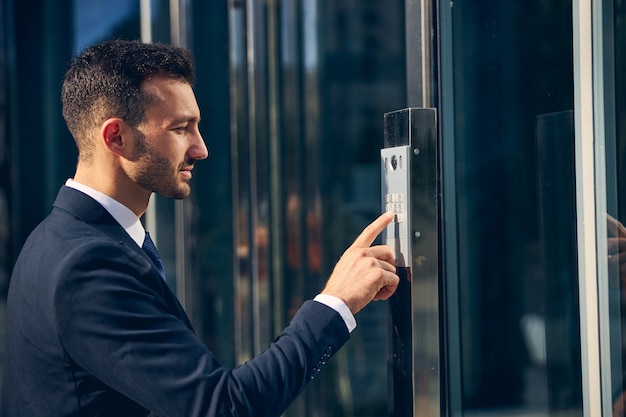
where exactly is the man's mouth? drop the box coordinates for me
[180,166,193,179]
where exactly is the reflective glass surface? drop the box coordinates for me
[602,0,626,415]
[0,0,603,415]
[223,1,406,415]
[0,0,9,392]
[442,1,583,415]
[73,0,140,52]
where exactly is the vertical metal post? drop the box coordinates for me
[572,0,603,415]
[383,108,439,417]
[170,0,193,330]
[405,0,434,108]
[140,0,158,242]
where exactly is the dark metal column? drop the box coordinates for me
[383,108,440,417]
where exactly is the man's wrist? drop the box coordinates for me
[313,294,357,333]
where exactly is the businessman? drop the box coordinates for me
[0,39,399,416]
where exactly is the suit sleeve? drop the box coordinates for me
[53,241,350,417]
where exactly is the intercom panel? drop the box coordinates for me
[381,145,412,268]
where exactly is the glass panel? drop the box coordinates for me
[149,0,171,43]
[73,0,140,52]
[186,0,234,364]
[600,0,626,414]
[0,0,10,391]
[441,1,583,415]
[224,1,406,415]
[227,0,255,365]
[316,3,406,413]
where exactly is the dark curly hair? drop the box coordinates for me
[61,39,195,162]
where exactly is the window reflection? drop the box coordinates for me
[72,0,141,52]
[227,0,406,415]
[447,1,582,415]
[605,0,626,414]
[0,7,8,386]
[606,215,626,415]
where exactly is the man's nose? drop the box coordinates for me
[190,131,209,160]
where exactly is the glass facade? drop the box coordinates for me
[0,0,624,416]
[441,1,582,415]
[226,2,406,414]
[600,0,626,414]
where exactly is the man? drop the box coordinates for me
[0,39,399,416]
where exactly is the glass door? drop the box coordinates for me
[595,0,626,414]
[433,0,584,416]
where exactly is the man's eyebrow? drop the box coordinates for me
[168,115,201,126]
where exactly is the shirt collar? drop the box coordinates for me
[65,179,146,247]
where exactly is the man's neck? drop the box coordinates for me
[73,166,151,217]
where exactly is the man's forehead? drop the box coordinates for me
[140,78,200,123]
[141,75,192,96]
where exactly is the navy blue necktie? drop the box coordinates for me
[142,232,166,280]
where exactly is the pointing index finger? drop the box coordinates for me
[352,211,395,248]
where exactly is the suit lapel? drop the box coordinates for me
[53,186,137,246]
[52,186,195,331]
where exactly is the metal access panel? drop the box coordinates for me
[382,108,440,417]
[381,145,413,268]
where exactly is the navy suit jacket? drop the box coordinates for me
[0,186,349,416]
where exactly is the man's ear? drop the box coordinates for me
[101,118,131,157]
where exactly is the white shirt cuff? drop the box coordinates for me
[313,294,357,333]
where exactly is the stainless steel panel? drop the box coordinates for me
[383,107,439,417]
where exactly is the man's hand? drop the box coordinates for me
[321,212,399,314]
